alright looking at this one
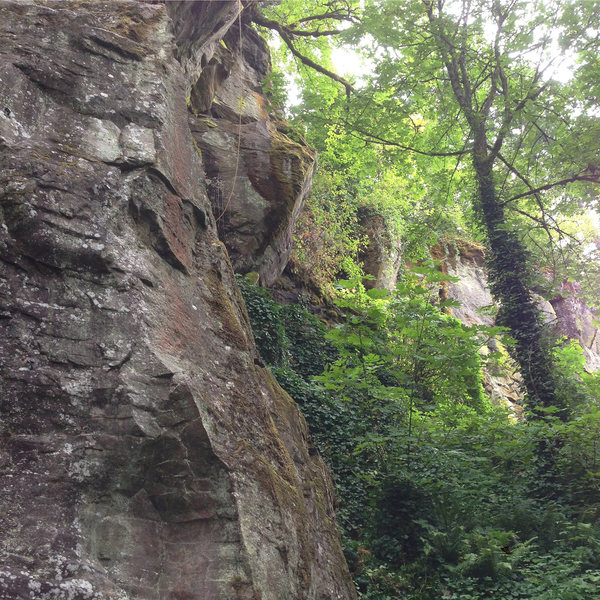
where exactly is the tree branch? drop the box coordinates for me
[481,5,507,118]
[292,13,351,24]
[346,124,471,157]
[253,13,354,95]
[291,4,358,26]
[488,81,548,161]
[494,147,539,197]
[283,28,345,37]
[508,206,579,244]
[502,172,600,205]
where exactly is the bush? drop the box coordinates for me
[236,271,600,600]
[237,275,288,365]
[370,473,435,564]
[280,303,338,378]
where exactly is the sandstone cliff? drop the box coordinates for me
[358,207,402,292]
[361,230,599,402]
[0,2,355,599]
[187,5,316,287]
[433,241,600,371]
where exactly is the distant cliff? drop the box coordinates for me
[432,240,600,405]
[0,1,354,599]
[431,240,600,372]
[358,227,599,403]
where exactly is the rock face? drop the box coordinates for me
[437,240,600,372]
[433,240,600,405]
[431,241,493,328]
[358,207,402,291]
[188,7,316,287]
[431,241,523,405]
[0,2,355,599]
[549,281,600,373]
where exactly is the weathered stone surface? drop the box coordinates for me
[0,2,355,599]
[188,13,316,287]
[431,240,493,327]
[430,241,523,406]
[549,280,600,373]
[436,240,600,372]
[433,240,600,405]
[357,207,402,291]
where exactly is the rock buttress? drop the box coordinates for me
[187,7,316,287]
[0,1,355,599]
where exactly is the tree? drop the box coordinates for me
[250,0,359,95]
[352,0,600,415]
[256,0,600,415]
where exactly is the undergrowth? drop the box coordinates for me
[237,271,600,600]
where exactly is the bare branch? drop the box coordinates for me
[290,1,359,26]
[494,147,539,197]
[457,0,473,104]
[502,173,600,205]
[423,0,471,116]
[531,120,556,142]
[292,13,349,24]
[497,123,531,197]
[252,13,355,95]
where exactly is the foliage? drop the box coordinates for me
[260,70,288,110]
[290,168,366,294]
[259,0,600,412]
[237,271,600,600]
[248,1,600,596]
[327,268,490,410]
[279,302,338,378]
[236,275,288,365]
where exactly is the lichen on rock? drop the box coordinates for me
[0,2,355,599]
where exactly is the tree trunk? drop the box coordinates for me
[472,155,563,416]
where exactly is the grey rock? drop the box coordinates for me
[188,15,316,287]
[434,240,600,406]
[358,207,403,291]
[0,2,355,599]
